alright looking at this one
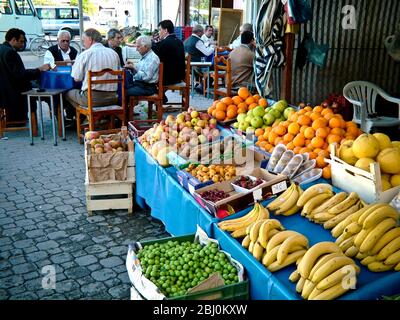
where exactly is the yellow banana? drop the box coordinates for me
[310,282,350,300]
[323,202,361,230]
[257,219,284,249]
[311,192,348,214]
[370,227,400,255]
[344,221,362,235]
[218,203,258,227]
[308,286,324,300]
[316,265,358,291]
[262,245,280,267]
[231,227,248,238]
[266,230,301,253]
[248,241,255,254]
[395,262,400,271]
[281,203,301,216]
[249,219,267,242]
[301,192,334,217]
[362,205,399,230]
[355,251,368,260]
[289,270,300,282]
[267,250,306,272]
[296,276,306,293]
[331,218,350,238]
[359,218,397,253]
[339,235,356,252]
[297,183,333,207]
[360,255,378,266]
[345,245,358,258]
[384,250,400,265]
[309,252,345,280]
[312,212,336,224]
[311,256,357,284]
[327,192,359,214]
[219,203,260,231]
[301,279,316,299]
[357,203,388,226]
[277,234,309,264]
[258,203,270,220]
[252,242,265,261]
[368,261,395,272]
[354,227,373,249]
[241,235,251,248]
[267,183,296,211]
[335,231,353,246]
[275,186,300,213]
[268,228,280,240]
[376,237,400,261]
[298,242,342,279]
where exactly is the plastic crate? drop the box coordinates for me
[183,26,193,40]
[175,26,183,40]
[128,119,158,139]
[135,234,249,300]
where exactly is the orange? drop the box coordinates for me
[304,127,315,139]
[305,111,312,117]
[327,134,342,144]
[264,143,273,151]
[310,112,322,121]
[283,133,294,143]
[258,98,268,107]
[255,128,265,137]
[286,142,295,150]
[248,102,258,110]
[237,102,248,112]
[322,165,331,179]
[215,110,226,121]
[344,135,356,142]
[300,125,309,134]
[212,109,217,118]
[281,121,289,128]
[321,108,334,116]
[238,87,250,99]
[232,96,243,105]
[324,112,335,121]
[257,135,266,143]
[289,113,299,123]
[208,106,215,115]
[273,125,287,136]
[268,145,275,153]
[328,117,342,128]
[316,127,329,139]
[309,151,318,160]
[311,118,328,130]
[346,126,359,137]
[293,146,302,154]
[346,121,357,128]
[319,150,330,159]
[255,140,261,147]
[226,106,238,119]
[293,134,305,147]
[313,105,323,113]
[299,147,311,154]
[212,100,219,107]
[252,94,261,102]
[313,148,323,154]
[330,127,345,136]
[288,122,300,135]
[304,106,313,112]
[297,109,307,115]
[245,96,256,105]
[216,102,227,112]
[305,139,312,147]
[298,115,312,126]
[268,131,278,144]
[311,136,325,149]
[316,155,328,168]
[221,97,233,106]
[259,141,267,149]
[274,137,284,146]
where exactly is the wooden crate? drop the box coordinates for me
[327,144,400,203]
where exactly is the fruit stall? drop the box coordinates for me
[86,89,400,300]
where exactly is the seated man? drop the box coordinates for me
[229,31,256,90]
[201,25,216,47]
[105,29,124,67]
[0,28,50,124]
[229,23,253,50]
[43,30,78,68]
[125,35,160,97]
[66,28,121,111]
[184,24,215,93]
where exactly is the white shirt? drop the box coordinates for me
[71,43,121,91]
[43,46,72,66]
[193,34,214,57]
[201,34,215,47]
[229,36,241,50]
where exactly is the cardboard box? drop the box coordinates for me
[327,144,400,203]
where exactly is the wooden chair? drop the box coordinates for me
[128,63,164,121]
[163,54,191,112]
[0,107,38,138]
[75,69,126,143]
[213,55,236,100]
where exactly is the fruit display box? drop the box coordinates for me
[327,144,400,203]
[128,119,159,139]
[126,226,249,300]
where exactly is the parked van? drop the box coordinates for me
[0,0,44,45]
[35,5,80,38]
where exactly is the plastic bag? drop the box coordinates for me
[287,0,312,24]
[304,37,329,67]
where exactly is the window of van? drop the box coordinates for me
[0,0,13,14]
[14,0,34,15]
[59,8,78,19]
[37,8,56,19]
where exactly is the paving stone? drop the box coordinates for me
[57,222,78,230]
[85,244,107,255]
[50,253,73,265]
[37,240,59,251]
[22,246,39,254]
[12,263,37,275]
[112,265,127,274]
[0,217,14,225]
[76,275,95,286]
[108,284,131,299]
[80,282,108,297]
[9,255,26,265]
[42,293,67,300]
[8,286,27,296]
[23,271,40,281]
[26,251,48,263]
[91,269,117,282]
[87,263,102,272]
[13,239,35,249]
[75,255,98,267]
[92,235,113,244]
[55,279,80,294]
[61,261,78,271]
[0,289,9,299]
[36,203,54,210]
[64,266,91,279]
[46,247,63,255]
[26,229,45,238]
[47,231,68,240]
[99,256,124,268]
[10,291,39,300]
[0,275,24,289]
[104,277,122,289]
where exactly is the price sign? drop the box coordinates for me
[188,183,195,195]
[272,181,288,195]
[253,188,263,201]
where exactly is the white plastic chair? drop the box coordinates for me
[343,81,400,133]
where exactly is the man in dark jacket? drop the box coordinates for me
[43,30,78,67]
[0,28,50,122]
[105,29,124,67]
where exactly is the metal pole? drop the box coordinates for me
[78,0,84,46]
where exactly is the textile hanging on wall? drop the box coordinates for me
[254,0,285,97]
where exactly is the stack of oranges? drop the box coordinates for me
[207,87,269,122]
[255,105,363,179]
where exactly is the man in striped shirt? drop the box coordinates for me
[66,28,121,110]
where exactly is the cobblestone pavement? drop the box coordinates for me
[0,119,171,300]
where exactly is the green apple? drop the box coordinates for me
[251,116,264,129]
[263,113,275,126]
[273,119,283,126]
[237,113,247,123]
[238,121,250,131]
[247,109,254,117]
[245,115,253,123]
[269,109,281,119]
[283,107,296,120]
[253,106,265,118]
[233,122,239,129]
[272,100,288,113]
[265,107,272,113]
[246,127,255,135]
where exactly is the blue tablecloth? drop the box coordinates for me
[211,180,400,300]
[40,66,79,90]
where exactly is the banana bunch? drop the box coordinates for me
[290,242,360,300]
[218,202,270,238]
[266,183,304,216]
[330,203,400,272]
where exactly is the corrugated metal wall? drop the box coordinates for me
[269,0,400,105]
